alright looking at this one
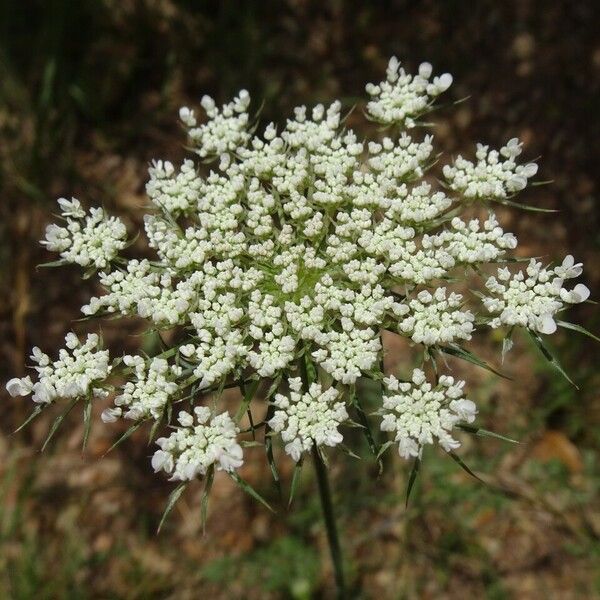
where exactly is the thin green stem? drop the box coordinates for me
[312,445,346,599]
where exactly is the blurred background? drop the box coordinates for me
[0,1,599,598]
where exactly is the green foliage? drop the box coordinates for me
[201,536,320,599]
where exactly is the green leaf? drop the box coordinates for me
[157,482,188,533]
[235,379,260,423]
[496,198,558,213]
[148,415,164,446]
[288,458,304,508]
[376,440,395,461]
[447,451,485,484]
[528,330,578,388]
[439,344,511,380]
[231,473,274,512]
[82,396,92,451]
[340,444,361,460]
[405,456,421,507]
[103,420,147,456]
[41,397,79,452]
[14,405,44,434]
[200,465,215,534]
[36,259,69,269]
[501,328,515,364]
[557,320,600,344]
[353,392,382,470]
[457,424,519,444]
[240,440,263,448]
[263,376,282,498]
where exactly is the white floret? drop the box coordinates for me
[380,368,476,458]
[483,256,590,334]
[7,333,111,405]
[152,409,243,480]
[268,382,348,461]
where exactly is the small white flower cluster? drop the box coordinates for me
[427,213,517,264]
[483,256,590,334]
[443,138,538,200]
[8,58,592,493]
[268,379,348,462]
[146,160,202,214]
[42,198,127,269]
[366,57,452,127]
[181,90,251,167]
[152,408,243,481]
[380,369,477,459]
[399,289,474,345]
[6,333,110,404]
[101,356,181,422]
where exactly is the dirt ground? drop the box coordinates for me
[0,1,599,598]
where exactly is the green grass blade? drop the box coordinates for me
[497,198,558,213]
[235,379,260,423]
[457,424,519,444]
[157,482,188,533]
[231,473,274,512]
[439,344,511,380]
[288,458,304,508]
[557,320,600,343]
[103,420,147,457]
[405,456,421,507]
[82,396,93,451]
[200,465,215,534]
[13,405,44,434]
[447,451,485,484]
[41,397,79,452]
[528,330,578,388]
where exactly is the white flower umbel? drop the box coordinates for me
[152,408,243,481]
[183,90,251,165]
[399,288,474,345]
[42,198,127,269]
[8,57,593,502]
[483,256,590,334]
[101,356,181,422]
[146,159,202,215]
[427,213,517,264]
[6,333,110,404]
[443,138,538,201]
[366,57,452,127]
[268,379,348,462]
[380,369,477,458]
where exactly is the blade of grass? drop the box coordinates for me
[82,395,92,451]
[157,482,187,533]
[447,451,485,484]
[557,320,600,343]
[288,458,304,508]
[103,420,147,457]
[41,397,79,452]
[13,405,43,434]
[528,330,578,388]
[439,344,511,380]
[405,456,421,507]
[457,424,519,444]
[231,473,274,512]
[200,465,215,534]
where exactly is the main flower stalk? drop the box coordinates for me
[312,444,346,599]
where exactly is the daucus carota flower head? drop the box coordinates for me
[42,199,127,269]
[483,256,590,335]
[152,408,243,481]
[269,379,348,461]
[443,138,539,201]
[7,333,110,404]
[380,369,476,459]
[6,57,594,524]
